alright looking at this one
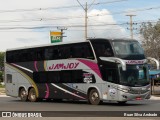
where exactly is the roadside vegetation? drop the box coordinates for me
[0,84,4,88]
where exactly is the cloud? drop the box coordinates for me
[0,0,128,51]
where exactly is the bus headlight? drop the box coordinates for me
[122,88,130,93]
[147,87,151,91]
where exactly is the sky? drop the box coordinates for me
[0,0,159,51]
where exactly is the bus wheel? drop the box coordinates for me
[88,89,102,105]
[28,88,37,102]
[20,88,28,102]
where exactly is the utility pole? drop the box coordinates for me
[77,0,95,39]
[57,27,67,42]
[126,14,136,39]
[85,2,88,40]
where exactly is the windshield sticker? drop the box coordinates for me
[83,73,93,83]
[125,60,145,64]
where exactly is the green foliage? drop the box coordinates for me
[0,71,3,82]
[0,84,4,88]
[140,19,160,60]
[155,77,160,81]
[0,52,4,82]
[0,52,4,70]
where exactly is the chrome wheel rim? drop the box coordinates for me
[91,92,99,102]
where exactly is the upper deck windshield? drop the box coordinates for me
[112,41,144,55]
[119,65,149,87]
[91,39,145,60]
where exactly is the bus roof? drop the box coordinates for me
[6,38,138,51]
[6,40,88,51]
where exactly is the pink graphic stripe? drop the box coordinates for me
[78,59,102,78]
[34,61,50,98]
[34,61,38,72]
[45,83,50,99]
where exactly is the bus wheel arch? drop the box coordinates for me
[19,87,28,102]
[87,87,102,105]
[28,87,37,102]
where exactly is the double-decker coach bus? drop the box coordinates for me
[4,38,159,105]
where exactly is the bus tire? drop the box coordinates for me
[19,88,28,102]
[117,101,127,104]
[28,88,37,102]
[53,99,62,102]
[88,89,102,105]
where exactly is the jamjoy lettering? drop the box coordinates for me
[48,63,79,70]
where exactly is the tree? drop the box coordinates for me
[0,52,4,71]
[0,71,3,82]
[140,20,160,61]
[0,52,4,82]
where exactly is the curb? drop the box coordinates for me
[150,96,160,100]
[0,94,9,97]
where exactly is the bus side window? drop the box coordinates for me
[71,45,83,58]
[82,43,94,59]
[72,70,83,83]
[36,49,44,61]
[6,51,12,63]
[6,74,12,83]
[104,68,118,83]
[33,72,47,83]
[106,70,114,82]
[60,71,72,83]
[45,48,54,60]
[47,71,60,83]
[29,49,36,61]
[12,51,19,62]
[53,49,59,59]
[59,46,71,59]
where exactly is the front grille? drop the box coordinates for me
[129,89,149,94]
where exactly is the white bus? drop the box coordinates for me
[4,38,158,105]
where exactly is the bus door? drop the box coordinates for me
[102,68,119,101]
[5,73,18,97]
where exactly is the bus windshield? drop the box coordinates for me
[112,41,144,55]
[119,65,149,87]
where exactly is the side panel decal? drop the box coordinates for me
[5,63,39,97]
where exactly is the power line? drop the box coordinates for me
[0,22,127,30]
[89,6,160,17]
[0,19,158,30]
[0,5,159,24]
[0,0,127,13]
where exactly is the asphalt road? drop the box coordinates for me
[0,96,160,119]
[0,97,160,111]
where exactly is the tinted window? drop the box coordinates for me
[6,42,94,63]
[33,70,84,83]
[91,41,114,58]
[101,64,119,83]
[59,45,71,59]
[33,72,47,83]
[6,74,12,83]
[71,43,94,59]
[72,70,83,83]
[60,71,72,83]
[48,71,60,83]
